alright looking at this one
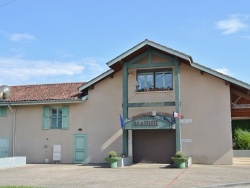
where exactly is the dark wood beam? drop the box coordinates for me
[232,117,250,120]
[231,89,250,101]
[232,104,250,109]
[233,96,241,104]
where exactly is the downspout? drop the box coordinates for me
[8,105,16,157]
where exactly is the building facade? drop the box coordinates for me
[1,40,250,165]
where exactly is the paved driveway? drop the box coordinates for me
[0,158,250,188]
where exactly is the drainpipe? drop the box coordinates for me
[8,104,16,157]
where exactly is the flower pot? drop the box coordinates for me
[104,157,121,168]
[109,161,118,168]
[171,157,188,169]
[174,162,186,169]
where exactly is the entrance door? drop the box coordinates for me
[133,130,176,164]
[0,138,9,158]
[73,134,87,164]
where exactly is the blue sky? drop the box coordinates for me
[0,0,250,86]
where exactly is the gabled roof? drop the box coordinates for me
[79,39,250,91]
[107,39,193,68]
[192,62,250,90]
[0,82,86,105]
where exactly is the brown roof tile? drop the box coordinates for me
[2,82,86,102]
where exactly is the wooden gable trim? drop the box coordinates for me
[231,89,250,101]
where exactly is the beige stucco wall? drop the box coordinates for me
[1,61,233,165]
[0,70,123,164]
[126,63,232,164]
[127,68,175,118]
[180,64,233,164]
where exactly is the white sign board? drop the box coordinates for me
[180,119,192,124]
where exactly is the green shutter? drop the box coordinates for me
[62,105,69,130]
[0,106,7,117]
[43,106,50,130]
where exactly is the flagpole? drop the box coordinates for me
[174,60,182,152]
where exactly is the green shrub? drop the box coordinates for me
[234,128,250,150]
[175,151,184,158]
[108,151,117,158]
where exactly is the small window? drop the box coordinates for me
[137,69,173,91]
[137,72,154,89]
[155,72,173,89]
[51,108,62,129]
[43,106,69,130]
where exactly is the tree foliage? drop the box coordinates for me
[234,128,250,150]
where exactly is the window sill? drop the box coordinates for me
[135,90,174,94]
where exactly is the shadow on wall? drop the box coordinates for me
[101,129,123,151]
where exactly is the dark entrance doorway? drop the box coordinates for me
[133,130,176,164]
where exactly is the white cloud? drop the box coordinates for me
[83,58,108,74]
[0,57,85,85]
[0,56,109,86]
[215,68,234,76]
[78,57,109,81]
[216,17,248,35]
[9,33,35,42]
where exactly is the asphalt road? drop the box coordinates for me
[0,158,250,188]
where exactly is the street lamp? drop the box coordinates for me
[0,85,11,99]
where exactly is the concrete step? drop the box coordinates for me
[233,157,250,165]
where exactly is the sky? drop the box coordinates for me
[0,0,250,86]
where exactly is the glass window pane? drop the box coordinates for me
[58,118,62,128]
[51,118,57,128]
[52,109,57,118]
[137,70,172,91]
[156,73,164,89]
[58,109,62,117]
[146,74,153,89]
[51,108,63,128]
[165,73,172,88]
[58,108,62,128]
[137,74,145,89]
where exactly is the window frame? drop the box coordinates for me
[155,71,173,89]
[51,107,63,129]
[136,68,173,91]
[43,105,69,130]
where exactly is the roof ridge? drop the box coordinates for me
[10,82,86,87]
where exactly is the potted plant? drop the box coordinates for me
[104,151,121,168]
[171,151,188,169]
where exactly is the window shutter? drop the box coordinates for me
[43,106,50,130]
[62,105,69,130]
[0,106,7,117]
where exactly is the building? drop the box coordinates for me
[1,40,250,165]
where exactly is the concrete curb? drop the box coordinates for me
[193,182,250,188]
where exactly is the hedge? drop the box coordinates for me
[234,128,250,150]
